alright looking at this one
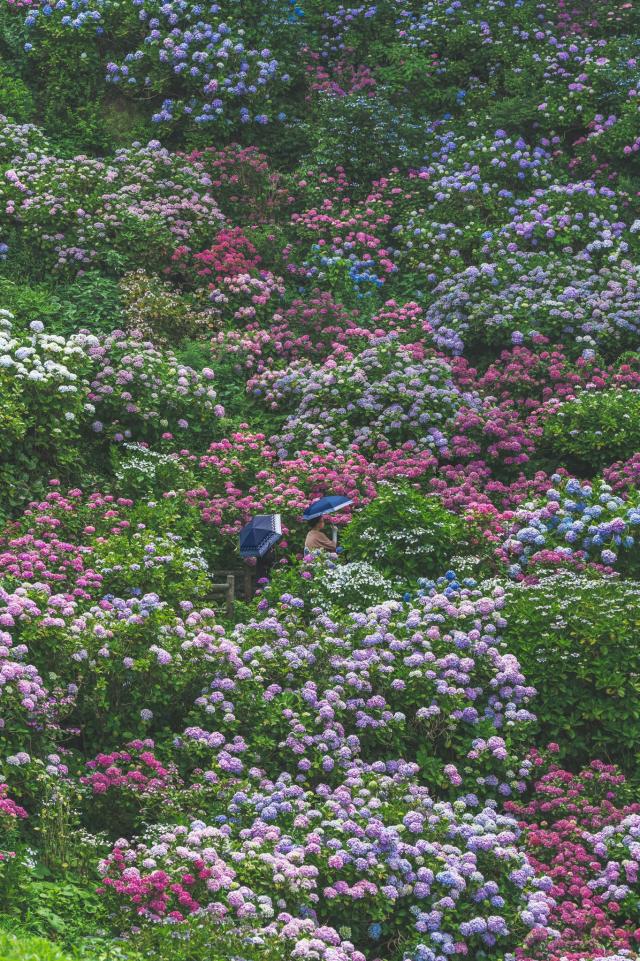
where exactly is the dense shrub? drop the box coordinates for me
[340,482,470,582]
[0,312,92,514]
[0,66,34,123]
[542,389,640,475]
[0,930,75,961]
[119,270,215,344]
[300,90,428,183]
[502,575,640,771]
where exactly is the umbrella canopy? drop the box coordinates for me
[239,514,282,558]
[303,495,353,521]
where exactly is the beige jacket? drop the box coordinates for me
[304,529,337,553]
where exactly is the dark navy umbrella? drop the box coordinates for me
[239,514,282,558]
[303,495,353,521]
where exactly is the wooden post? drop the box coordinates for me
[225,574,235,619]
[208,573,235,618]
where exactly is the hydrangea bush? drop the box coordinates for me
[0,1,638,959]
[275,341,479,455]
[98,765,556,959]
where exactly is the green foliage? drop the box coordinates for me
[3,917,297,961]
[341,482,470,582]
[0,274,123,339]
[119,271,213,344]
[57,274,123,336]
[0,929,75,961]
[118,917,290,961]
[0,65,34,123]
[300,90,428,185]
[502,573,640,772]
[254,560,313,610]
[110,444,198,502]
[25,601,213,750]
[89,513,212,609]
[13,879,105,944]
[0,280,67,333]
[542,388,640,475]
[0,353,90,519]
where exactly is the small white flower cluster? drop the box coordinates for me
[0,312,89,392]
[114,443,186,482]
[313,559,396,611]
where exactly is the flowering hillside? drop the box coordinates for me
[0,2,640,960]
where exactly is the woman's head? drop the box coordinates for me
[307,516,325,531]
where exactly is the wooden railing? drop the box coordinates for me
[209,567,255,618]
[209,574,236,619]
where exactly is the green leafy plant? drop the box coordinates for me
[542,388,640,474]
[0,929,76,961]
[341,482,470,582]
[502,573,640,772]
[301,90,430,185]
[0,65,35,123]
[119,271,214,345]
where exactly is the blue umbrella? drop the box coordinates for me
[239,514,282,558]
[303,495,353,521]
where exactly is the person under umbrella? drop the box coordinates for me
[302,495,353,555]
[304,515,338,554]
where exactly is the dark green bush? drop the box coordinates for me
[502,573,640,774]
[300,91,429,183]
[542,389,640,475]
[0,930,76,961]
[0,65,35,122]
[341,482,470,582]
